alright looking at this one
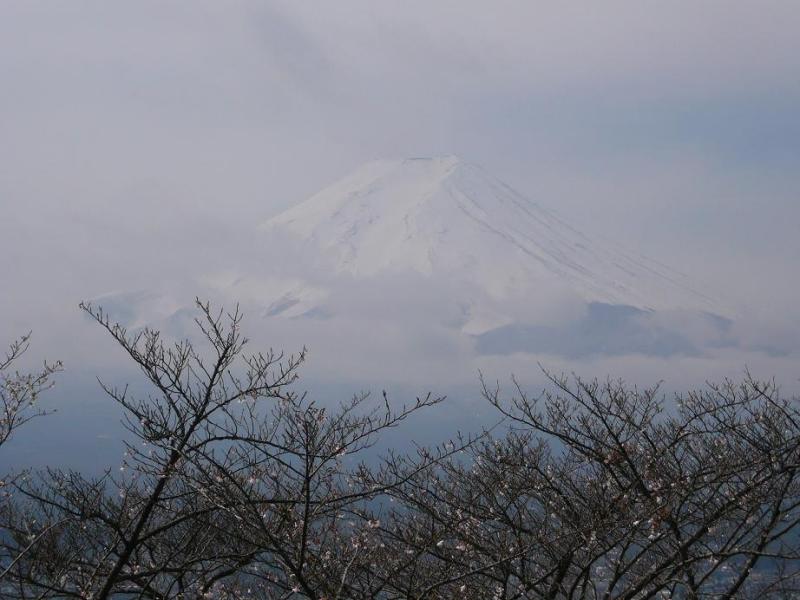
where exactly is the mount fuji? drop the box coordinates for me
[95,156,733,358]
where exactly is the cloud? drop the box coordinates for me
[1,0,798,396]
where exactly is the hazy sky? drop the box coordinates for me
[2,1,799,386]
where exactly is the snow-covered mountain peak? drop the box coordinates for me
[90,157,739,358]
[260,157,722,316]
[263,155,468,238]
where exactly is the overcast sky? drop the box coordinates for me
[2,1,799,387]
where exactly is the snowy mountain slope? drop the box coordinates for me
[260,156,721,320]
[91,156,733,359]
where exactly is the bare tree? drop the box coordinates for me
[3,303,800,599]
[0,334,61,585]
[0,300,446,599]
[380,372,800,599]
[0,334,60,451]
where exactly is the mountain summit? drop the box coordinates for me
[261,156,719,316]
[94,157,732,359]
